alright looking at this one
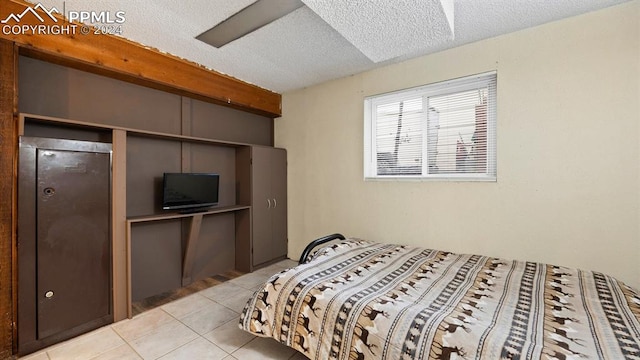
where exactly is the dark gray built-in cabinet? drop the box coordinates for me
[238,147,287,269]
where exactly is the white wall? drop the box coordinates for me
[276,1,640,289]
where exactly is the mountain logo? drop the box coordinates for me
[1,3,59,24]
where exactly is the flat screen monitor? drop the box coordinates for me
[162,173,219,212]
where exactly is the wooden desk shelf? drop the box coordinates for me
[127,205,250,223]
[125,205,251,318]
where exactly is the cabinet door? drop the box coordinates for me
[270,148,287,259]
[36,149,112,339]
[251,146,273,266]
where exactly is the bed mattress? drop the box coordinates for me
[240,238,640,359]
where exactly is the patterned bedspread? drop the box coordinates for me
[240,238,640,359]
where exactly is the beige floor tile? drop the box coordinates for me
[161,293,216,319]
[228,272,271,290]
[215,287,255,313]
[231,337,296,360]
[203,317,255,354]
[179,302,238,335]
[47,327,125,360]
[128,320,199,359]
[242,259,299,294]
[157,337,228,360]
[90,343,142,360]
[199,281,252,303]
[222,355,238,360]
[112,308,175,342]
[253,264,288,277]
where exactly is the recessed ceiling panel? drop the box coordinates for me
[206,7,374,92]
[302,0,455,63]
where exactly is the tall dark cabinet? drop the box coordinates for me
[18,137,113,354]
[240,146,287,268]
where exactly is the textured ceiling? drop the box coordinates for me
[302,0,455,62]
[31,0,631,93]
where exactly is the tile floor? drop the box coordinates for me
[19,259,306,360]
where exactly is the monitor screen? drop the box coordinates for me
[162,173,219,211]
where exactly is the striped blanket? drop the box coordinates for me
[240,238,640,359]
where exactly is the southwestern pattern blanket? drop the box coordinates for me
[240,238,640,359]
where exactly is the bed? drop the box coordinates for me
[240,234,640,359]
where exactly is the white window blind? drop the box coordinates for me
[364,72,497,180]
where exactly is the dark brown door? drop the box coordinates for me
[36,148,112,339]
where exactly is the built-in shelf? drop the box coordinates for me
[126,205,251,223]
[20,113,253,148]
[125,204,252,318]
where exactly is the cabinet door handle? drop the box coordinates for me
[267,199,272,208]
[273,198,277,208]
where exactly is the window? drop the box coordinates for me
[364,72,497,181]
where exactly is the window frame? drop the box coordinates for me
[364,72,497,181]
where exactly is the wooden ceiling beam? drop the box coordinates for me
[0,0,281,117]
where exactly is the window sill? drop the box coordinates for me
[364,175,497,182]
